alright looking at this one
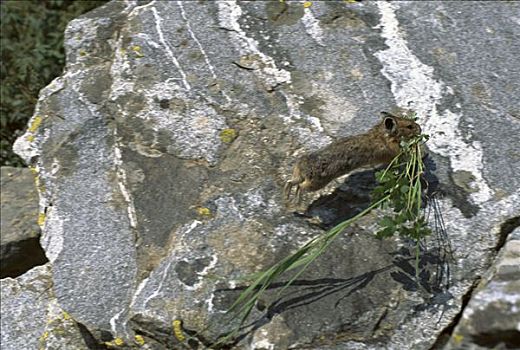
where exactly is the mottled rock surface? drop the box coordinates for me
[445,225,520,350]
[0,166,47,278]
[11,1,520,349]
[0,264,92,350]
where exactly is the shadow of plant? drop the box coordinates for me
[212,155,453,346]
[215,244,452,345]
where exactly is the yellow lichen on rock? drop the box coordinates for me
[28,115,42,133]
[134,334,145,346]
[40,331,49,341]
[38,330,49,350]
[38,213,46,227]
[33,173,46,194]
[105,337,125,347]
[172,320,186,342]
[26,115,43,144]
[195,207,212,218]
[452,333,464,345]
[219,128,237,143]
[132,45,144,58]
[304,1,312,8]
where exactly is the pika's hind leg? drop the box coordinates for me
[294,183,302,203]
[284,179,302,201]
[283,180,293,200]
[284,165,300,198]
[285,177,314,203]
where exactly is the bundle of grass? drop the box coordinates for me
[217,113,430,346]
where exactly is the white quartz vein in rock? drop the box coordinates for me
[178,1,231,103]
[140,221,202,308]
[375,1,493,204]
[218,1,333,151]
[302,7,325,46]
[113,126,138,228]
[109,36,134,101]
[205,291,217,314]
[126,0,156,17]
[187,253,219,291]
[109,309,127,338]
[217,0,291,89]
[151,6,191,91]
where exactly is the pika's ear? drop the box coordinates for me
[384,115,397,133]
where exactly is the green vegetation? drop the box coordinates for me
[1,0,107,166]
[372,133,430,277]
[222,119,431,344]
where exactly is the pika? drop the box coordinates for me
[284,112,421,202]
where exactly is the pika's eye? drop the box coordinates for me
[407,125,414,129]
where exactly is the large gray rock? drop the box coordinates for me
[12,1,520,349]
[0,166,47,278]
[444,226,520,350]
[0,264,92,350]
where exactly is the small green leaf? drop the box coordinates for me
[379,216,395,228]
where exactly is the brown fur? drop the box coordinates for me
[284,112,421,202]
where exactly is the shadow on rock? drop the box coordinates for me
[213,156,452,344]
[303,156,441,230]
[215,264,394,345]
[304,169,379,229]
[389,246,450,295]
[266,266,394,314]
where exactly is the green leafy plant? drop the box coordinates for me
[372,132,430,277]
[220,116,431,344]
[1,0,107,166]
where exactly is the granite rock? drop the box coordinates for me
[444,225,520,350]
[11,1,520,349]
[0,264,93,350]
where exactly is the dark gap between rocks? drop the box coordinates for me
[429,278,481,350]
[472,330,520,349]
[0,237,48,279]
[429,215,519,349]
[77,322,110,350]
[494,216,520,253]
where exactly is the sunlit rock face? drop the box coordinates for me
[9,1,520,349]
